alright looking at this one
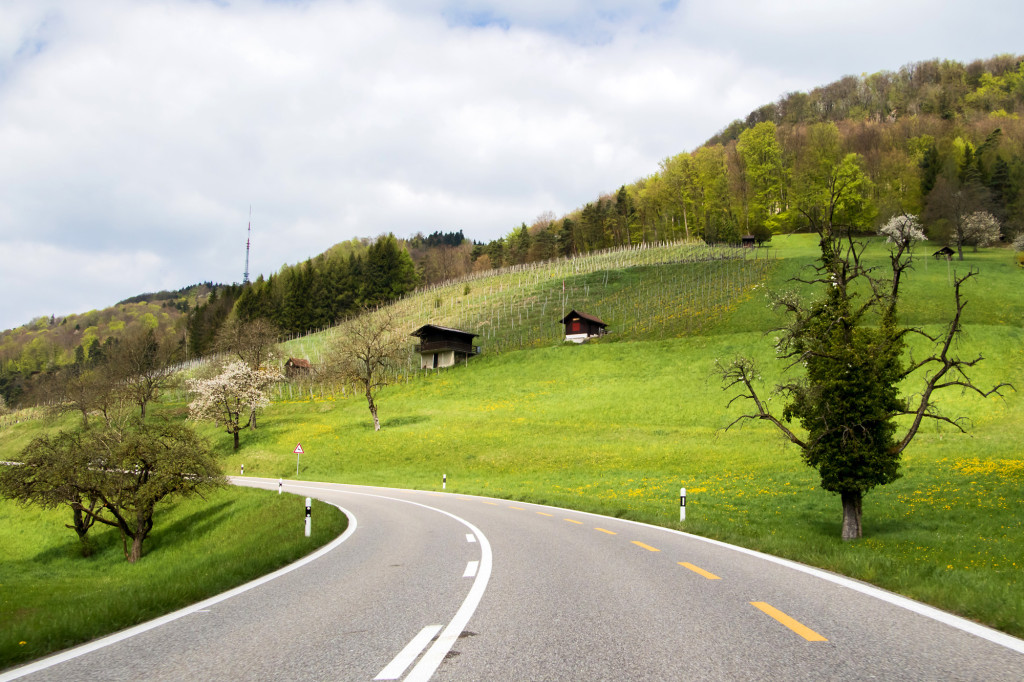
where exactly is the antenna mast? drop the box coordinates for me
[243,206,251,284]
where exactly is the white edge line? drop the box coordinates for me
[332,483,1024,656]
[0,484,357,682]
[374,624,442,680]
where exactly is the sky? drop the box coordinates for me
[2,0,1022,331]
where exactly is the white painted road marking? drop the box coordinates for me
[374,625,442,680]
[466,533,477,543]
[463,560,479,578]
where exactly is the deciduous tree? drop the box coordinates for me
[0,422,224,562]
[327,307,406,431]
[718,154,1011,541]
[188,361,283,449]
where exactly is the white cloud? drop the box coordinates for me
[1,0,1021,330]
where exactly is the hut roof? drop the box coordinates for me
[559,310,607,327]
[409,324,478,339]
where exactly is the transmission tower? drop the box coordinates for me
[244,206,252,284]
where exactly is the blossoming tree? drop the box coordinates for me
[188,361,283,450]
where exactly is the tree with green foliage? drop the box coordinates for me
[718,151,1011,541]
[0,422,224,562]
[736,121,786,241]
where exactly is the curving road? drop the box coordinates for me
[4,478,1023,681]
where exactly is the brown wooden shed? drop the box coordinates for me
[560,310,608,343]
[284,357,312,377]
[410,324,480,369]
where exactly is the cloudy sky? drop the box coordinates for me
[2,0,1021,331]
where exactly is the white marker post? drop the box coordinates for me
[240,464,244,476]
[278,478,283,494]
[443,473,447,490]
[304,497,311,537]
[680,487,687,522]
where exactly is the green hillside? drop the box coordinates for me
[229,235,1024,637]
[1,235,1021,659]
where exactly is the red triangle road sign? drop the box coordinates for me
[293,443,304,455]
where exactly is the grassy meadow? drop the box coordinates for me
[0,485,346,670]
[0,233,1021,666]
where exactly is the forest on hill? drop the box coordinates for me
[2,55,1023,409]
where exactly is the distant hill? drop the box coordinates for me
[4,54,1022,407]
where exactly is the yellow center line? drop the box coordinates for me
[678,562,721,580]
[536,512,553,517]
[594,528,617,535]
[563,519,583,525]
[458,497,474,501]
[750,602,828,642]
[480,501,499,506]
[631,541,660,552]
[508,506,525,510]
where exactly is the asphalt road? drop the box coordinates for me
[5,478,1023,681]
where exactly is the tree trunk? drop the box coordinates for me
[70,507,93,556]
[369,400,380,431]
[233,429,240,450]
[128,533,143,563]
[248,410,257,431]
[365,383,380,431]
[841,491,863,541]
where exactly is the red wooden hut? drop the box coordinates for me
[559,310,608,343]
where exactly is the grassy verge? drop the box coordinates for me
[0,487,346,671]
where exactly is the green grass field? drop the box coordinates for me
[1,233,1021,665]
[0,486,346,670]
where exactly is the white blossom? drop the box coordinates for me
[187,361,283,442]
[1012,233,1024,252]
[878,214,926,246]
[963,211,1002,248]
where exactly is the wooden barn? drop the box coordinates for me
[284,358,312,377]
[560,310,609,343]
[410,324,480,369]
[933,246,955,260]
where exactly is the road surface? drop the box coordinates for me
[4,478,1023,681]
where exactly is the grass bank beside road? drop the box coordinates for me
[0,487,347,671]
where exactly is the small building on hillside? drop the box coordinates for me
[933,246,955,260]
[741,234,756,248]
[410,324,480,369]
[284,357,312,377]
[560,310,609,343]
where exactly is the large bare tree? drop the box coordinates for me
[328,307,407,431]
[110,328,180,420]
[215,317,280,370]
